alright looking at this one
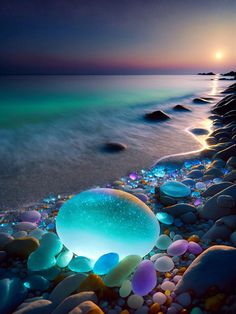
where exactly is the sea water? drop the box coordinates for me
[0,75,229,208]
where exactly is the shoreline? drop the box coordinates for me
[1,80,236,313]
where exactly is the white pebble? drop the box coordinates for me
[152,292,167,305]
[127,295,144,309]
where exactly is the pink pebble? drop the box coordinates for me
[20,210,41,223]
[167,240,189,256]
[188,241,203,255]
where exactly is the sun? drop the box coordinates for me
[215,51,223,60]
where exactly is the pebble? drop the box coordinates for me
[154,256,174,272]
[69,300,104,314]
[20,210,41,223]
[152,292,167,305]
[119,280,132,297]
[161,280,175,291]
[29,228,46,240]
[188,242,203,255]
[16,222,37,231]
[68,256,93,273]
[167,240,189,256]
[5,237,39,259]
[13,231,28,238]
[160,181,191,198]
[24,274,50,291]
[217,195,235,208]
[93,252,119,275]
[156,212,174,225]
[0,232,14,248]
[176,292,191,307]
[127,295,144,309]
[56,250,73,268]
[132,260,157,296]
[156,234,172,250]
[104,255,142,287]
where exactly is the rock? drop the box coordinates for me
[203,182,233,197]
[13,300,52,314]
[160,181,191,198]
[103,142,127,152]
[104,255,141,287]
[93,253,119,275]
[159,195,177,206]
[0,232,14,249]
[20,210,41,223]
[175,245,236,296]
[127,295,144,309]
[51,292,97,314]
[27,233,63,271]
[5,237,39,259]
[176,292,191,307]
[131,260,156,296]
[180,212,197,224]
[217,195,235,208]
[16,222,37,232]
[156,234,172,250]
[224,170,236,182]
[144,110,170,121]
[188,242,203,255]
[203,223,231,241]
[190,128,209,135]
[153,292,167,305]
[68,301,104,314]
[25,275,50,291]
[164,203,197,217]
[154,256,174,272]
[13,231,28,238]
[200,184,236,220]
[204,167,223,177]
[119,280,132,298]
[216,215,236,230]
[68,256,92,273]
[0,278,28,314]
[227,156,236,168]
[56,250,73,268]
[167,239,189,256]
[193,98,210,104]
[187,169,203,179]
[214,144,236,161]
[49,273,87,306]
[56,189,159,260]
[173,105,191,112]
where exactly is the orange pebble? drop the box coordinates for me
[165,272,172,278]
[120,310,129,314]
[180,309,188,314]
[149,303,161,314]
[187,235,200,243]
[178,267,187,274]
[164,229,170,235]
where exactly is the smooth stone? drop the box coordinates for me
[93,253,119,275]
[156,212,174,225]
[131,260,157,296]
[13,231,28,238]
[216,215,236,230]
[0,278,27,314]
[214,144,236,161]
[175,245,236,296]
[68,256,92,273]
[195,182,206,191]
[200,184,236,220]
[104,142,127,152]
[181,179,196,188]
[180,212,197,224]
[154,256,174,272]
[161,281,175,291]
[0,232,14,249]
[49,273,87,306]
[204,167,223,177]
[203,182,233,197]
[217,195,235,208]
[29,229,46,240]
[203,223,231,241]
[16,222,37,232]
[56,250,73,268]
[51,292,97,314]
[190,128,209,135]
[56,189,159,260]
[104,255,142,287]
[20,211,41,223]
[119,280,132,298]
[164,203,196,218]
[28,233,63,271]
[173,105,191,112]
[160,181,191,198]
[152,292,167,305]
[25,275,50,291]
[68,300,104,314]
[159,195,177,206]
[188,242,203,255]
[5,237,39,259]
[167,240,189,256]
[144,110,170,121]
[13,300,53,314]
[224,170,236,182]
[127,295,144,309]
[156,235,172,250]
[187,170,203,179]
[176,292,191,307]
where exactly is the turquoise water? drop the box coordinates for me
[0,75,229,208]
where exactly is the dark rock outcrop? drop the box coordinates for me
[173,105,191,112]
[193,98,211,104]
[103,142,127,152]
[144,110,170,121]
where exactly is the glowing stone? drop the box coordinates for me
[56,188,160,260]
[154,256,174,272]
[93,253,119,275]
[156,212,174,225]
[68,256,92,273]
[167,239,189,256]
[156,235,172,250]
[160,181,191,198]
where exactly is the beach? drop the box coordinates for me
[1,77,236,314]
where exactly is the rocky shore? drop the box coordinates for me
[1,82,236,314]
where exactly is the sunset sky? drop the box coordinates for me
[0,0,236,74]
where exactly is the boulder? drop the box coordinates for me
[203,182,233,197]
[203,223,231,241]
[144,110,170,121]
[200,184,236,220]
[175,245,236,296]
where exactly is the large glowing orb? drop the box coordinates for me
[56,188,159,260]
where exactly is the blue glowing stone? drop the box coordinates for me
[68,256,92,273]
[93,252,119,275]
[56,188,160,260]
[160,181,191,198]
[156,212,174,225]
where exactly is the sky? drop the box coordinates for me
[0,0,236,74]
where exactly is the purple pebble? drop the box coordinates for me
[188,241,203,255]
[20,210,41,223]
[132,260,157,296]
[167,239,189,256]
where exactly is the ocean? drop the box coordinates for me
[0,75,229,208]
